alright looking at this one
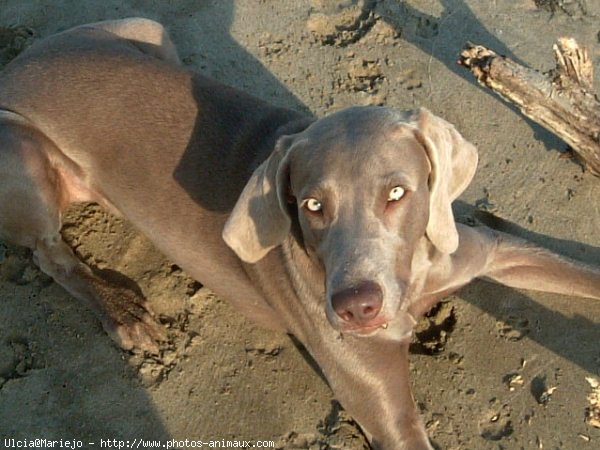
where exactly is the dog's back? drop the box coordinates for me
[0,24,304,273]
[0,23,304,346]
[0,25,295,208]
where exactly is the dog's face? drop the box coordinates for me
[285,110,431,334]
[224,106,478,339]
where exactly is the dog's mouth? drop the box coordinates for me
[338,312,416,341]
[339,319,389,336]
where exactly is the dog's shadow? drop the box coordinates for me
[369,0,567,152]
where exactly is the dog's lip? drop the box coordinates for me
[339,319,389,336]
[336,311,418,340]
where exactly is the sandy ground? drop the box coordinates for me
[0,1,599,449]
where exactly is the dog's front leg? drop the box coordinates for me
[309,335,433,450]
[480,228,600,299]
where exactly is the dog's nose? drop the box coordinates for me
[331,281,383,326]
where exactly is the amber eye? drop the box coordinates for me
[387,186,405,202]
[304,198,323,212]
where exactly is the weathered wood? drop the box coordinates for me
[459,38,600,176]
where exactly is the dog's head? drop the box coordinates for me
[223,106,477,338]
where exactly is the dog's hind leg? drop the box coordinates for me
[0,116,165,353]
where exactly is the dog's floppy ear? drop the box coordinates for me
[412,108,478,254]
[223,135,297,263]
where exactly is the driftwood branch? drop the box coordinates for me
[459,38,600,177]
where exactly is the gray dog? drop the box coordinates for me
[0,18,598,450]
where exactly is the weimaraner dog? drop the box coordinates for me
[0,18,598,450]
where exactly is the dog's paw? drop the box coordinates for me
[98,288,168,354]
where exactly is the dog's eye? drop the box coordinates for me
[387,186,405,202]
[304,198,323,212]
